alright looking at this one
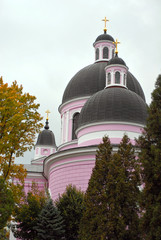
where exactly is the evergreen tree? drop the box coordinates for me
[79,135,141,240]
[138,74,161,239]
[35,199,65,240]
[55,184,85,240]
[12,183,47,240]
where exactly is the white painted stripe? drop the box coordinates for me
[78,130,141,145]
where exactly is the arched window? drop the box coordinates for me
[72,112,80,140]
[103,47,109,59]
[124,74,126,85]
[115,71,120,84]
[96,48,99,60]
[107,72,111,85]
[112,49,115,58]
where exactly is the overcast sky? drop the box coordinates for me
[1,0,161,163]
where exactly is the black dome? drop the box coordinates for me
[107,54,126,66]
[95,33,114,43]
[36,129,56,146]
[62,62,107,103]
[78,88,147,127]
[126,72,145,101]
[36,121,56,147]
[62,62,145,104]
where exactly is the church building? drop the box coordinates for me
[23,18,147,200]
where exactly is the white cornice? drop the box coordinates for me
[58,139,78,151]
[93,40,115,47]
[105,64,129,71]
[76,121,145,135]
[43,145,98,177]
[58,96,90,113]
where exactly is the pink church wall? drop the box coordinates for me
[77,123,143,147]
[58,141,78,151]
[77,124,143,138]
[23,177,47,195]
[60,98,88,144]
[60,99,87,114]
[48,155,95,200]
[94,42,115,49]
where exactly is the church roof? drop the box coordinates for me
[107,54,126,66]
[78,87,147,127]
[94,33,114,43]
[36,120,56,147]
[62,62,145,104]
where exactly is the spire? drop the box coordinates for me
[113,39,120,55]
[44,110,51,130]
[102,17,109,34]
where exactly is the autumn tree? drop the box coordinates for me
[0,177,14,230]
[11,183,47,240]
[0,77,43,183]
[35,199,65,240]
[79,136,141,240]
[56,184,85,240]
[138,74,161,239]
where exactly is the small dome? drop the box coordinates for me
[78,88,147,128]
[36,121,56,147]
[107,54,126,66]
[95,33,114,43]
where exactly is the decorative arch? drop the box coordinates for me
[107,72,111,85]
[96,48,99,60]
[112,49,115,58]
[72,112,80,140]
[103,47,109,59]
[124,74,126,85]
[115,71,120,84]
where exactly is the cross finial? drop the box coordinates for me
[45,110,50,120]
[102,17,109,33]
[113,39,120,54]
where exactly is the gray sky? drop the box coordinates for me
[1,0,161,163]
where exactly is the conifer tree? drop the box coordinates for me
[138,74,161,239]
[79,135,141,240]
[55,184,85,240]
[12,183,47,240]
[35,199,65,240]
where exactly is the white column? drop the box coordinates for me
[65,111,69,142]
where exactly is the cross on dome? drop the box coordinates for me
[113,39,120,54]
[102,17,109,33]
[45,110,51,120]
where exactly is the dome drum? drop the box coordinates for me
[94,41,115,62]
[59,98,88,144]
[105,65,128,88]
[76,122,144,147]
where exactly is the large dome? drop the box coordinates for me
[62,62,145,104]
[78,87,147,128]
[62,62,107,103]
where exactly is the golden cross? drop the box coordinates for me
[102,17,109,33]
[113,39,120,54]
[45,110,51,120]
